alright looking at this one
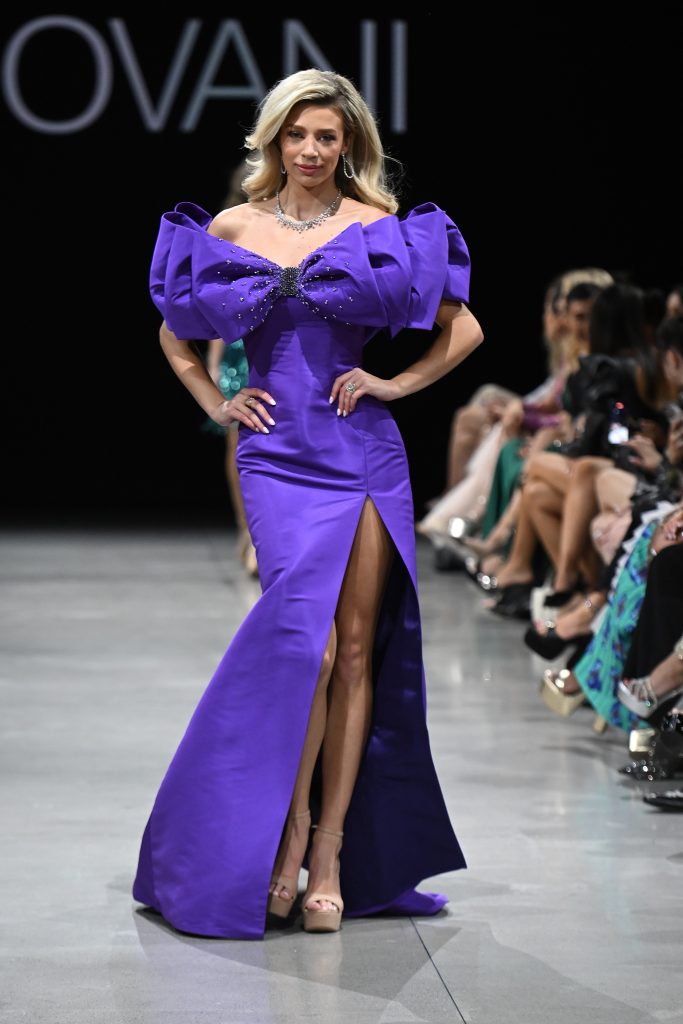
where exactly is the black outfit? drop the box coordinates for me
[623,544,683,680]
[559,354,668,470]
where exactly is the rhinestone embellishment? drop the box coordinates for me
[213,249,355,329]
[278,266,301,297]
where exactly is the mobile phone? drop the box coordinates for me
[608,422,630,445]
[608,401,630,445]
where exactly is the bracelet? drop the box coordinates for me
[675,635,683,661]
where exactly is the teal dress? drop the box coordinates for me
[573,521,657,731]
[202,339,249,435]
[480,437,526,545]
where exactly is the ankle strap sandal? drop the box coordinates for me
[302,825,344,932]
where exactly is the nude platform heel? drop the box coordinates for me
[267,809,311,918]
[302,824,344,933]
[540,669,586,716]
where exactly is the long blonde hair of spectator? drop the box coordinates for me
[560,267,614,299]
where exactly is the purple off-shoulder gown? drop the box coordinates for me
[132,200,471,939]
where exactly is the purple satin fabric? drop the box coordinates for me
[133,200,471,939]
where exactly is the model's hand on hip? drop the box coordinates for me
[329,368,400,417]
[210,388,277,433]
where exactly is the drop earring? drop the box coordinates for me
[342,152,355,179]
[281,161,287,175]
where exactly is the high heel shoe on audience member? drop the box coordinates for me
[490,582,532,620]
[543,579,585,609]
[447,516,479,542]
[643,789,683,811]
[475,569,499,593]
[267,808,311,918]
[302,824,344,933]
[424,531,469,573]
[463,527,513,559]
[539,669,587,716]
[524,620,593,660]
[617,676,683,720]
[619,709,683,781]
[463,555,499,594]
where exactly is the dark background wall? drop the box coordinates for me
[4,15,682,526]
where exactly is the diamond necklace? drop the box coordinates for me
[274,187,342,232]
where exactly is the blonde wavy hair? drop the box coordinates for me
[241,69,401,214]
[559,266,614,300]
[540,268,614,375]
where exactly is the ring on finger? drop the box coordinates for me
[345,381,358,394]
[245,396,255,407]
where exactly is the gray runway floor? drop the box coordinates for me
[2,526,682,1024]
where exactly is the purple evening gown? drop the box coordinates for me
[132,199,472,939]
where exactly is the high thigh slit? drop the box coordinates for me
[133,198,472,939]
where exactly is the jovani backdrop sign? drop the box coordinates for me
[3,15,681,522]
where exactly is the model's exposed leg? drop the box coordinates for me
[268,621,337,901]
[306,496,395,911]
[554,457,612,591]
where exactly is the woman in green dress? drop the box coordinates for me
[202,335,257,576]
[540,503,683,729]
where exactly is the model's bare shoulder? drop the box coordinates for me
[343,198,394,227]
[207,202,258,242]
[364,208,395,227]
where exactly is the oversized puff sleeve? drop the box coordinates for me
[149,203,221,340]
[364,201,471,342]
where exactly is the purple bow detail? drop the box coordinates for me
[206,237,377,341]
[150,200,471,346]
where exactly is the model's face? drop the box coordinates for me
[279,103,347,187]
[566,298,593,345]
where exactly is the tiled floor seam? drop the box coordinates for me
[410,917,467,1023]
